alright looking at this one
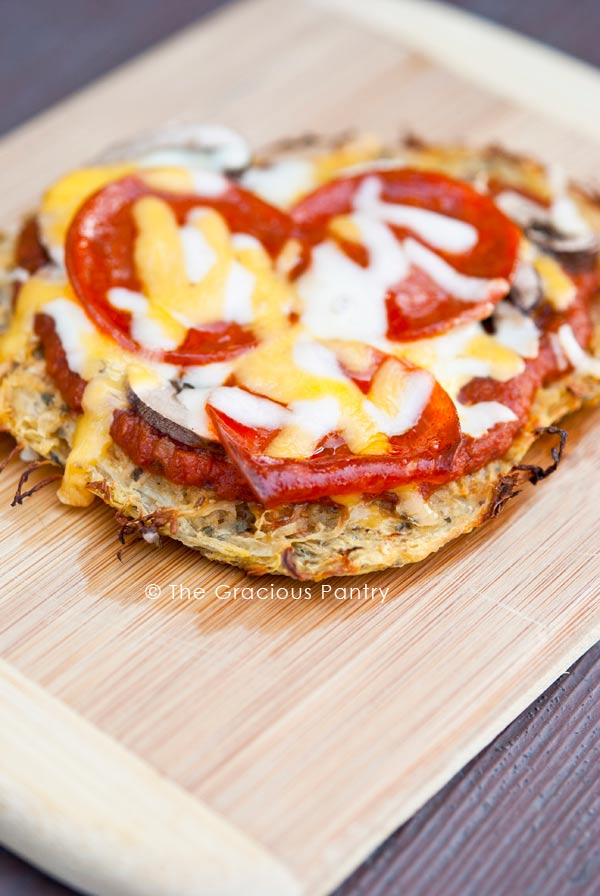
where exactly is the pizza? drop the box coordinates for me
[1,124,599,579]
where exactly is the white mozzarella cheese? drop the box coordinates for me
[288,397,341,442]
[181,361,234,389]
[42,297,94,375]
[492,302,540,359]
[296,218,407,341]
[365,369,433,437]
[354,176,478,252]
[292,339,346,381]
[209,385,291,430]
[107,287,180,351]
[241,158,315,208]
[457,401,517,438]
[548,164,591,236]
[557,324,600,377]
[231,233,262,251]
[223,261,256,325]
[403,238,505,303]
[179,220,216,284]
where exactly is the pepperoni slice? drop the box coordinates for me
[34,313,86,412]
[292,168,520,340]
[12,217,50,308]
[110,408,253,502]
[65,174,303,365]
[454,279,597,476]
[207,352,461,506]
[14,216,50,276]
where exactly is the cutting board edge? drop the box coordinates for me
[311,613,600,895]
[2,587,600,896]
[0,659,301,896]
[2,1,600,893]
[316,0,600,145]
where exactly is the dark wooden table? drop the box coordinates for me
[2,2,600,894]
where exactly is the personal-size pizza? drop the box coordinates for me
[1,125,599,579]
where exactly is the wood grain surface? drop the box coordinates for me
[335,641,600,896]
[0,660,299,896]
[1,2,600,895]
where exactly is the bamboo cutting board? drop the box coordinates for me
[2,1,600,894]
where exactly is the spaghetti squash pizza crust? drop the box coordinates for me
[1,129,600,580]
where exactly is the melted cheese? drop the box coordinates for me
[297,219,406,342]
[179,216,217,283]
[551,195,589,236]
[557,324,600,378]
[241,159,315,208]
[404,237,506,303]
[209,386,290,430]
[39,165,133,263]
[140,167,228,196]
[548,165,592,236]
[365,363,433,437]
[241,135,384,209]
[7,147,573,505]
[18,286,176,506]
[494,190,544,226]
[0,274,69,363]
[495,183,592,242]
[231,329,387,456]
[223,262,255,324]
[108,287,180,352]
[391,320,523,436]
[211,329,435,458]
[238,136,382,208]
[181,361,234,389]
[458,401,517,438]
[267,397,341,458]
[128,360,230,440]
[516,239,576,311]
[353,176,478,252]
[298,212,506,343]
[135,125,250,174]
[37,160,228,268]
[59,372,127,506]
[312,134,382,183]
[533,254,576,311]
[392,485,439,524]
[173,386,214,437]
[58,340,175,506]
[130,198,293,347]
[492,302,540,359]
[43,298,95,374]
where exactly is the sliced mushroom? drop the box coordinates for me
[494,190,546,229]
[128,378,213,448]
[495,189,599,270]
[525,222,600,271]
[99,124,252,177]
[507,261,543,314]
